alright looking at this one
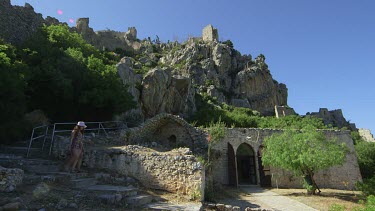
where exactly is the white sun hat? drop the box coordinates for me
[77,121,87,128]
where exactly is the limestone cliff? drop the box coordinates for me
[0,1,288,119]
[117,29,288,117]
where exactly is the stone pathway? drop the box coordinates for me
[240,186,318,211]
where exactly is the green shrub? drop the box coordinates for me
[354,195,375,211]
[329,204,346,211]
[357,177,375,197]
[355,140,375,179]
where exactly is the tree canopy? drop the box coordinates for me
[262,126,348,194]
[0,24,136,143]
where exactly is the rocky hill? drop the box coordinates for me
[1,1,287,120]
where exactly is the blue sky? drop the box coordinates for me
[12,0,375,133]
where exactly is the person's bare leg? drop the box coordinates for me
[64,153,75,172]
[71,149,81,172]
[76,151,83,172]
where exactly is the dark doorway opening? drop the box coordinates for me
[258,146,272,187]
[168,135,177,147]
[236,143,257,185]
[227,143,237,186]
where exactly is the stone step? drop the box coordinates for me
[0,146,49,158]
[0,157,60,173]
[85,185,138,197]
[125,194,153,206]
[144,202,202,211]
[35,171,90,180]
[0,154,23,159]
[70,178,97,188]
[97,193,123,205]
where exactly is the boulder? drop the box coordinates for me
[0,166,24,193]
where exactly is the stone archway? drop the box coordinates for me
[236,143,257,185]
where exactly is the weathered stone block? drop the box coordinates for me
[0,166,23,192]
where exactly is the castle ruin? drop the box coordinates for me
[202,24,219,42]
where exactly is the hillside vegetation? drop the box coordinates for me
[0,25,136,143]
[1,24,332,144]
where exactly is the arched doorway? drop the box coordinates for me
[236,143,257,185]
[227,143,237,186]
[258,146,271,187]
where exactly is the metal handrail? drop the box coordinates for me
[27,125,49,157]
[27,121,126,157]
[48,121,126,155]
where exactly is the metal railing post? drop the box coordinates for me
[100,123,108,137]
[27,128,36,157]
[97,122,100,136]
[49,124,56,156]
[41,125,49,151]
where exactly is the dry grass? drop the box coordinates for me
[271,188,365,211]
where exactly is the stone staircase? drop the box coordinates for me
[0,152,156,210]
[1,131,203,211]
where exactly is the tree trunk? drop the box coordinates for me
[303,174,317,195]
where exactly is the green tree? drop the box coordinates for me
[262,126,348,194]
[0,41,28,143]
[355,141,375,179]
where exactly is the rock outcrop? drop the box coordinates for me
[0,1,45,45]
[0,2,288,118]
[358,128,375,142]
[156,33,288,115]
[141,68,195,117]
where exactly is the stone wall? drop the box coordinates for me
[211,128,362,190]
[0,1,136,52]
[122,113,207,155]
[75,17,134,51]
[359,128,375,142]
[307,108,354,130]
[202,24,218,42]
[53,138,204,200]
[274,105,296,118]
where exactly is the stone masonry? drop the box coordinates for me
[202,24,219,42]
[211,128,362,190]
[307,108,355,130]
[83,146,205,201]
[121,113,207,155]
[274,105,297,118]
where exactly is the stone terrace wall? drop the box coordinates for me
[52,134,205,200]
[84,146,204,200]
[211,128,362,190]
